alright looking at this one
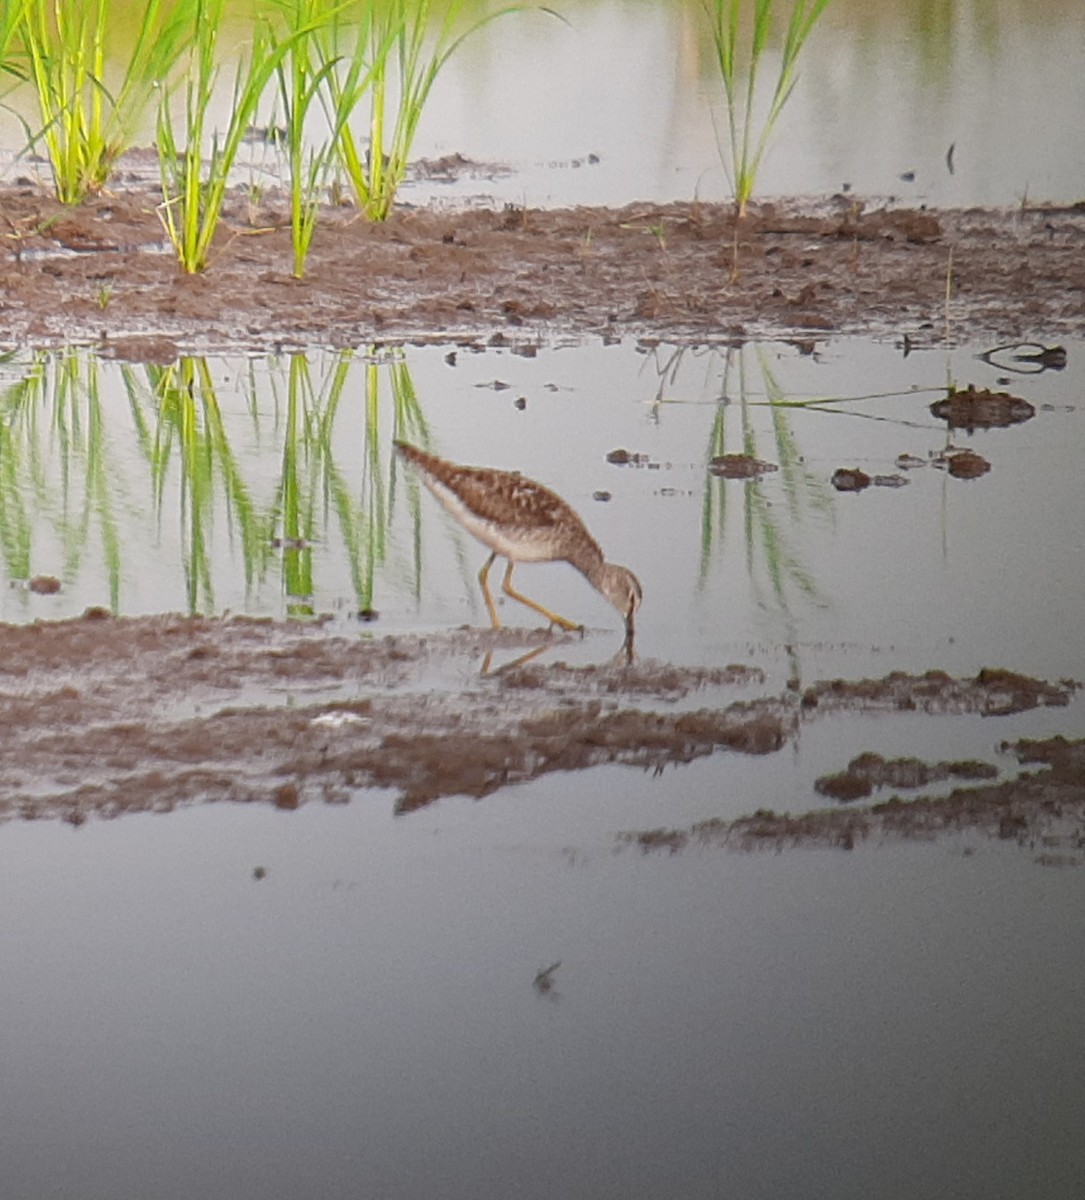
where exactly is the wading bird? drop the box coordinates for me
[395,440,642,645]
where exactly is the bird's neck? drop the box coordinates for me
[572,544,607,586]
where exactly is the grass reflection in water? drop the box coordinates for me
[0,345,428,618]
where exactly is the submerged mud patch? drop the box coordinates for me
[815,752,999,801]
[0,614,1077,858]
[622,736,1085,867]
[930,386,1035,431]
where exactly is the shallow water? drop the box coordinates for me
[2,0,1083,209]
[1,335,1081,684]
[413,0,1085,209]
[0,785,1082,1200]
[6,333,1083,801]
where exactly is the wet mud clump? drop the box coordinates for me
[942,448,991,479]
[708,455,779,480]
[797,667,1074,717]
[832,468,871,492]
[831,468,910,492]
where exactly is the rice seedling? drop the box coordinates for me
[650,344,828,638]
[266,347,427,613]
[156,0,298,273]
[327,0,544,222]
[80,353,124,609]
[360,347,432,605]
[265,0,353,277]
[1,1,29,82]
[277,354,317,612]
[706,0,832,219]
[0,344,434,617]
[16,0,195,204]
[0,357,42,586]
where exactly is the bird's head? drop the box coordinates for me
[597,563,643,640]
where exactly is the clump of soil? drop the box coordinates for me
[832,468,871,492]
[27,575,62,594]
[606,448,654,466]
[831,468,910,492]
[942,448,991,478]
[798,667,1074,717]
[708,454,779,480]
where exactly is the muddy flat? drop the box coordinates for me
[0,612,1079,865]
[2,184,1083,350]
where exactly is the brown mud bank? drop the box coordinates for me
[1,182,1084,349]
[1,613,1080,864]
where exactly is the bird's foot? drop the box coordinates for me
[546,618,584,636]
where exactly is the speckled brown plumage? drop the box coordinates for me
[395,440,642,640]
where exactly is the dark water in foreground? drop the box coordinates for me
[0,793,1081,1200]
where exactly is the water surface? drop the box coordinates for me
[2,336,1080,683]
[2,0,1083,209]
[0,782,1081,1200]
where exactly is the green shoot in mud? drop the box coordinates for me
[707,0,831,220]
[156,1,293,273]
[276,355,332,613]
[264,347,427,613]
[328,0,542,222]
[2,0,557,252]
[266,0,352,278]
[0,358,42,587]
[16,0,194,204]
[645,345,826,662]
[142,356,265,612]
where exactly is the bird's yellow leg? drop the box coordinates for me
[502,561,583,632]
[478,552,502,628]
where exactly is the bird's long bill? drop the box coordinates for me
[622,614,636,661]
